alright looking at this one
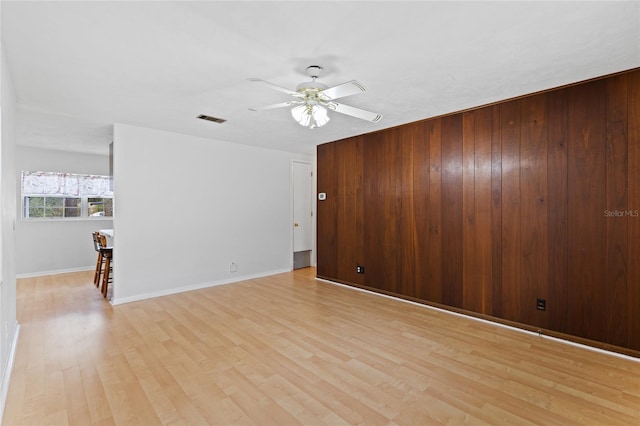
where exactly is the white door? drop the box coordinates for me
[293,161,313,252]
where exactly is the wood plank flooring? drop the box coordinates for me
[3,268,640,425]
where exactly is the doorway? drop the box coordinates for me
[292,161,313,269]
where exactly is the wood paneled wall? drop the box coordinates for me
[317,68,640,354]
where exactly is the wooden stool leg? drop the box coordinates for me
[94,251,103,287]
[101,254,111,298]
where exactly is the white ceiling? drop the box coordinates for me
[2,1,639,156]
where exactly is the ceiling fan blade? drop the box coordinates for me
[319,80,367,100]
[326,102,382,123]
[247,78,302,97]
[249,101,301,111]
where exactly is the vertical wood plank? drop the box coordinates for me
[399,129,415,296]
[500,101,522,322]
[411,121,432,299]
[363,132,384,291]
[627,70,640,351]
[491,106,503,317]
[399,123,422,297]
[519,93,549,328]
[363,130,401,292]
[604,74,629,347]
[441,114,464,308]
[425,119,443,303]
[566,80,607,342]
[336,136,365,285]
[474,106,494,315]
[316,143,337,279]
[547,89,569,332]
[462,111,479,311]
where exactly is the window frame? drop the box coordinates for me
[23,195,82,219]
[21,171,114,221]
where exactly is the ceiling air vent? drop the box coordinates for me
[197,114,227,124]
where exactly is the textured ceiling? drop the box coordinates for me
[2,1,639,156]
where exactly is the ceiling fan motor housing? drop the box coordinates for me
[296,80,328,94]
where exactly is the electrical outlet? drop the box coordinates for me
[230,262,237,273]
[356,265,365,274]
[536,298,546,311]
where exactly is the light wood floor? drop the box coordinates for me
[3,268,640,425]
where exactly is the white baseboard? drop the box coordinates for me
[16,266,93,279]
[0,322,21,422]
[111,268,291,305]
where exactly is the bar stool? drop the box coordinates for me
[98,234,113,298]
[92,232,104,287]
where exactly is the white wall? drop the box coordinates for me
[112,124,313,304]
[14,146,113,276]
[0,37,19,419]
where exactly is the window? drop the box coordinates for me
[88,197,113,217]
[24,196,82,218]
[21,171,113,219]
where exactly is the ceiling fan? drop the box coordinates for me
[248,65,382,129]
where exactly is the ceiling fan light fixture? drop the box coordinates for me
[291,104,311,127]
[310,104,330,128]
[290,103,330,129]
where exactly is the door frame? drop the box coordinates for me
[291,159,315,270]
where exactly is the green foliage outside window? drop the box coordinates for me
[25,196,82,218]
[88,198,114,217]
